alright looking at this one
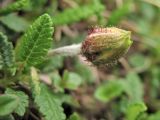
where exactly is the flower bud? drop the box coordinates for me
[81,27,132,66]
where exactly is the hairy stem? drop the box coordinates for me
[48,43,82,56]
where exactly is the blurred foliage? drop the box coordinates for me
[0,0,160,120]
[52,1,105,26]
[0,0,28,15]
[0,14,29,32]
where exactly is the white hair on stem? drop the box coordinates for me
[48,43,82,56]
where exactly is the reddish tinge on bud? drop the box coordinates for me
[81,27,132,66]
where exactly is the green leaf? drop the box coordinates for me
[0,0,29,15]
[74,59,95,83]
[34,84,66,120]
[68,112,81,120]
[0,32,15,71]
[53,2,105,25]
[94,80,124,102]
[54,94,80,107]
[147,111,160,120]
[5,88,29,116]
[0,14,29,32]
[15,13,53,66]
[50,71,64,92]
[123,72,144,102]
[0,115,15,120]
[150,67,160,98]
[129,53,146,68]
[126,102,147,120]
[129,53,150,69]
[40,56,64,72]
[30,67,40,96]
[0,94,19,116]
[62,71,82,90]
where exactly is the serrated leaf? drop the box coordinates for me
[34,84,66,120]
[30,68,65,120]
[94,80,124,102]
[0,32,15,71]
[5,88,29,116]
[0,94,19,116]
[0,0,29,15]
[0,14,29,32]
[126,102,147,120]
[15,14,53,66]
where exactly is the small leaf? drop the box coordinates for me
[54,94,80,107]
[129,53,150,72]
[62,71,82,90]
[50,71,63,92]
[0,32,15,72]
[0,94,18,116]
[123,72,144,102]
[94,80,124,102]
[68,112,81,120]
[15,13,53,66]
[34,84,66,120]
[129,53,146,68]
[5,88,29,116]
[74,60,95,83]
[0,0,29,15]
[126,102,147,120]
[30,67,40,96]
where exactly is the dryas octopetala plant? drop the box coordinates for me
[48,27,132,66]
[1,14,133,76]
[0,13,133,120]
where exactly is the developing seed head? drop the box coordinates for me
[81,27,132,66]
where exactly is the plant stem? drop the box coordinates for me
[48,43,82,56]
